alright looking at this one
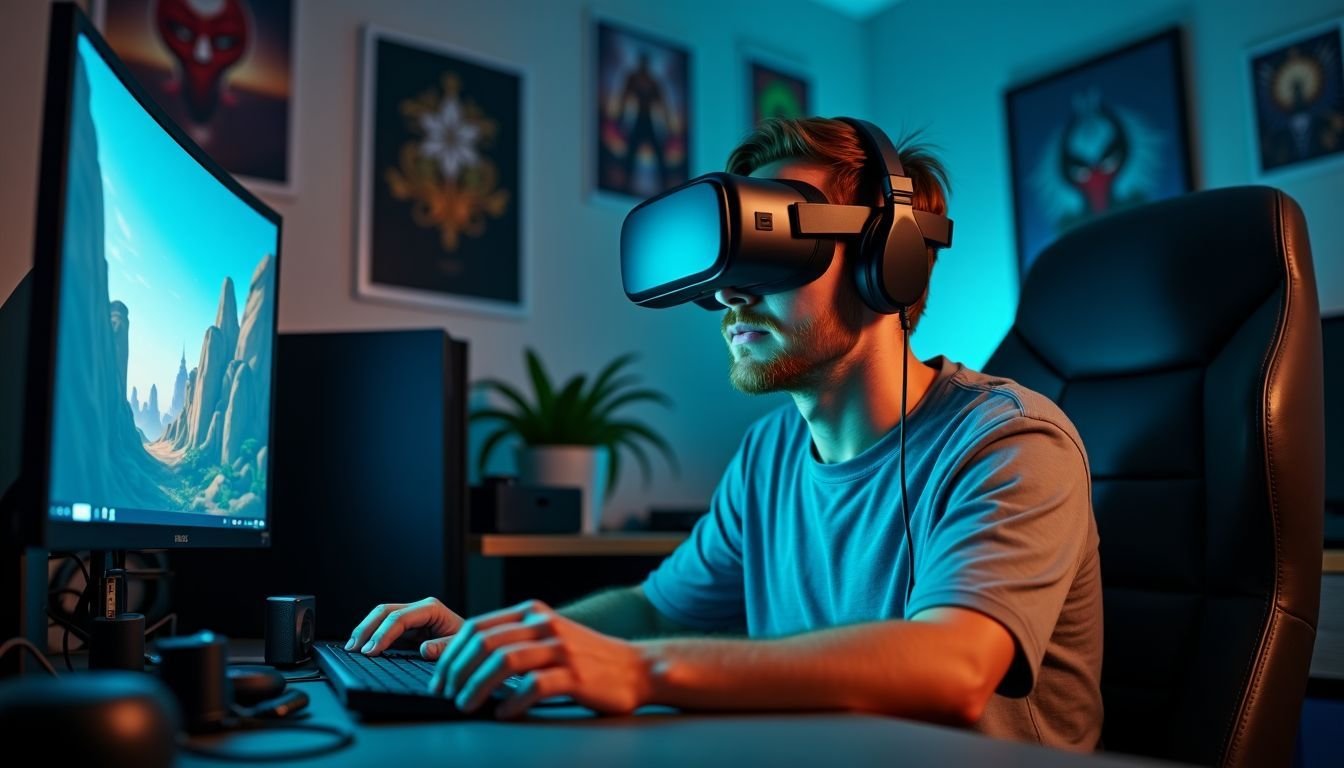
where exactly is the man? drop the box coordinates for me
[347,117,1103,750]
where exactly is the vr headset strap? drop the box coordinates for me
[791,203,953,248]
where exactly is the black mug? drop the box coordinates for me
[89,612,146,671]
[154,630,231,733]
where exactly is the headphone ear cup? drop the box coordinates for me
[854,207,897,314]
[883,206,932,310]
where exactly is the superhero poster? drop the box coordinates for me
[355,27,524,316]
[93,0,295,194]
[593,17,690,200]
[1005,28,1194,279]
[1247,19,1344,177]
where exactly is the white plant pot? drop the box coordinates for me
[515,444,610,534]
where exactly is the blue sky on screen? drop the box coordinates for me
[78,35,278,406]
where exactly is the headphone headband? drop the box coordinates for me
[835,117,909,202]
[830,116,944,314]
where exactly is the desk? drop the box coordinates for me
[472,533,687,557]
[181,671,1178,768]
[1325,550,1344,574]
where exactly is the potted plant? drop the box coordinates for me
[471,348,677,533]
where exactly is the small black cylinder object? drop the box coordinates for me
[154,630,231,733]
[265,595,316,667]
[89,612,146,671]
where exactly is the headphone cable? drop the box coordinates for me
[899,308,916,611]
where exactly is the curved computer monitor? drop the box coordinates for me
[18,2,281,550]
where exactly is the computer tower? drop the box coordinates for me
[169,329,469,640]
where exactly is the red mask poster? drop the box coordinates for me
[95,0,296,194]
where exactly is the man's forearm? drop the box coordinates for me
[637,610,1010,725]
[558,585,688,640]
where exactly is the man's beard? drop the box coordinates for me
[723,287,865,394]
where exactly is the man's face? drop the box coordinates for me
[717,160,865,394]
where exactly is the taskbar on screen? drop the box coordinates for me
[48,501,266,530]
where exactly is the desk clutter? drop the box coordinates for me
[0,594,349,765]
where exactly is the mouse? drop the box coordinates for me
[0,670,178,768]
[227,664,287,707]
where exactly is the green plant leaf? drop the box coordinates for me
[582,352,639,414]
[524,348,556,422]
[468,408,524,426]
[586,373,640,413]
[474,378,536,423]
[603,419,680,475]
[476,424,516,480]
[593,388,673,423]
[550,374,588,442]
[568,374,641,443]
[470,350,676,490]
[614,433,654,488]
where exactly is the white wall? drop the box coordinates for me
[871,0,1344,370]
[0,0,871,527]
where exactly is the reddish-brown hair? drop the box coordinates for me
[726,117,950,328]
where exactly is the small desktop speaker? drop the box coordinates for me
[264,595,315,667]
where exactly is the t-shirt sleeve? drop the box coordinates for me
[641,436,750,632]
[904,413,1093,698]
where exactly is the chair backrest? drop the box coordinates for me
[984,186,1324,766]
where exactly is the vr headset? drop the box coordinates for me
[619,117,953,315]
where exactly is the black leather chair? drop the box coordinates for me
[984,186,1325,766]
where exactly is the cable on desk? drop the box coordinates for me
[145,612,177,639]
[0,637,59,677]
[177,720,355,762]
[278,669,323,683]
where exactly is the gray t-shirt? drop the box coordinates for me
[643,357,1103,749]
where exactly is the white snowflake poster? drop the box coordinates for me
[356,26,525,315]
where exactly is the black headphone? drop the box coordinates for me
[835,117,946,316]
[833,118,940,609]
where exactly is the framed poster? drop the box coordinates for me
[591,14,691,200]
[1005,28,1194,279]
[355,26,525,316]
[743,45,810,129]
[93,0,298,195]
[1247,17,1344,178]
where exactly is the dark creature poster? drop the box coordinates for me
[357,30,523,314]
[96,0,295,192]
[595,19,690,199]
[1005,29,1193,278]
[1250,22,1344,175]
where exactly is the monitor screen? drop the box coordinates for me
[37,12,280,549]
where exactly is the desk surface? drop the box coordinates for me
[181,675,1179,768]
[1326,550,1344,574]
[472,533,687,557]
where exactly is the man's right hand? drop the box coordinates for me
[347,597,465,659]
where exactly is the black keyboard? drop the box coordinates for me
[314,642,517,720]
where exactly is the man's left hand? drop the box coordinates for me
[429,599,653,719]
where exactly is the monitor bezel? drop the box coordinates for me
[25,2,282,550]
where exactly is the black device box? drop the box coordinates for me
[470,477,580,534]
